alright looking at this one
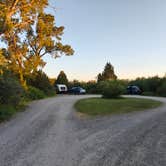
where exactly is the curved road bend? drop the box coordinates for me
[0,95,166,166]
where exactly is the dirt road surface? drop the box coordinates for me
[0,95,166,166]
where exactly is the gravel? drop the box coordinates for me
[0,95,166,166]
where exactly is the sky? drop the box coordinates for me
[43,0,166,81]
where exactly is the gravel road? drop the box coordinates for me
[0,95,166,166]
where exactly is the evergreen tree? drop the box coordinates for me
[97,62,117,82]
[97,73,104,82]
[55,71,68,85]
[102,62,117,80]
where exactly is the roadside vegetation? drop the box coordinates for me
[0,69,56,122]
[0,0,74,122]
[75,98,162,116]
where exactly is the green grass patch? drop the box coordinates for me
[75,98,162,116]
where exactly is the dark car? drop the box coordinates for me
[127,85,142,95]
[68,87,86,95]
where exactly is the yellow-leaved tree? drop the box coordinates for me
[0,0,74,87]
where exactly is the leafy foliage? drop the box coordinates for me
[130,76,161,93]
[100,80,125,98]
[129,76,162,95]
[26,70,55,96]
[0,105,17,122]
[157,81,166,97]
[0,49,7,67]
[0,0,74,87]
[25,86,45,100]
[128,76,166,97]
[0,70,23,106]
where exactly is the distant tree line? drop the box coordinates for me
[53,63,124,98]
[54,63,166,98]
[129,76,166,97]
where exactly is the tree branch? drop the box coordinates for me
[11,0,19,10]
[27,40,37,54]
[38,47,44,55]
[40,51,48,57]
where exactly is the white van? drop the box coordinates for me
[56,84,68,94]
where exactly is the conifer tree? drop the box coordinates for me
[97,62,117,82]
[102,62,117,80]
[55,71,68,85]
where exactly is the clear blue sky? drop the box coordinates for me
[43,0,166,81]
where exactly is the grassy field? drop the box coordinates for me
[75,98,162,116]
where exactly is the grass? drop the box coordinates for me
[75,97,162,116]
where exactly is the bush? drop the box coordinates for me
[101,80,125,99]
[26,70,55,96]
[129,76,161,94]
[25,86,46,100]
[82,81,99,94]
[142,91,155,96]
[157,82,166,97]
[0,105,17,121]
[0,71,23,106]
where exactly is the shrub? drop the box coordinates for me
[101,80,125,99]
[142,91,155,96]
[25,86,46,100]
[0,105,17,121]
[129,76,161,94]
[0,71,23,106]
[157,82,166,97]
[82,81,99,94]
[26,70,55,96]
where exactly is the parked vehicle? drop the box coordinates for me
[56,84,68,94]
[127,85,142,95]
[68,87,86,95]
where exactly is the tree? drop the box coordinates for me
[97,62,117,82]
[26,70,54,95]
[102,62,117,80]
[0,49,7,74]
[0,50,6,67]
[68,79,81,88]
[0,70,23,106]
[0,0,74,87]
[55,71,68,85]
[0,0,48,35]
[49,78,56,86]
[97,73,104,82]
[0,0,48,86]
[24,13,74,74]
